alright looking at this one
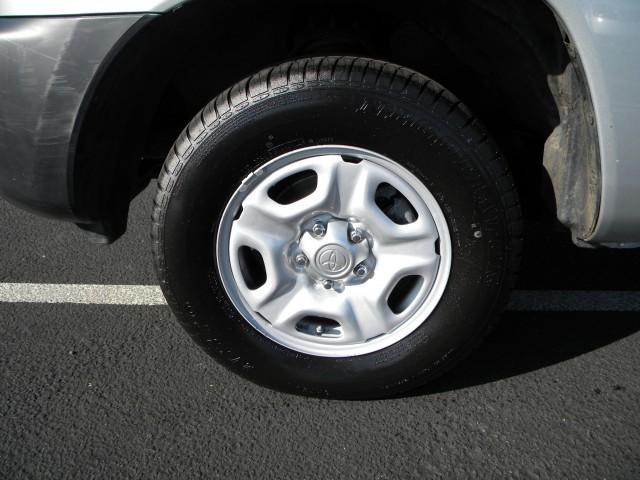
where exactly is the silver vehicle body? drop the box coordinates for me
[0,0,639,245]
[545,0,640,246]
[0,0,183,16]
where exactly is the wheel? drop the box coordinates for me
[152,56,522,399]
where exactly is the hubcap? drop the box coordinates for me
[216,145,452,357]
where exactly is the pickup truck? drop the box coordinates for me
[1,0,639,398]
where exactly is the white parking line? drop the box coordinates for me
[0,283,639,311]
[0,283,166,305]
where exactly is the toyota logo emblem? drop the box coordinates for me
[316,245,350,275]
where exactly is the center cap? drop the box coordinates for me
[315,244,352,277]
[297,219,371,283]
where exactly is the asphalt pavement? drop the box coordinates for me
[1,182,639,479]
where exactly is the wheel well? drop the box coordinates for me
[74,0,599,242]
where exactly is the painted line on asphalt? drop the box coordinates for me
[0,283,639,311]
[0,283,166,305]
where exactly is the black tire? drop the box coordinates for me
[152,56,522,399]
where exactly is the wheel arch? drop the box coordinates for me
[73,0,601,243]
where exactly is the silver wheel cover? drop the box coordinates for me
[216,145,452,357]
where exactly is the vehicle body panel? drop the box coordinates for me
[546,0,640,244]
[0,1,183,16]
[0,15,147,219]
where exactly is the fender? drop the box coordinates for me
[545,0,640,245]
[0,1,186,16]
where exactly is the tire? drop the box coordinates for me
[152,56,522,399]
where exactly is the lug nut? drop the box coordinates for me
[349,228,364,243]
[312,222,326,237]
[294,253,308,266]
[354,264,369,277]
[322,279,333,290]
